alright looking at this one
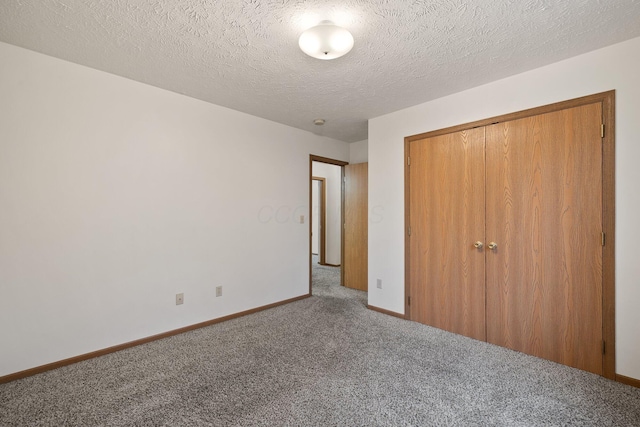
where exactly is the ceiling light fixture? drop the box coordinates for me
[299,21,354,60]
[314,119,326,125]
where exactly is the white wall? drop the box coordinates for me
[349,139,368,164]
[0,42,349,377]
[368,36,640,380]
[311,180,320,254]
[312,162,342,265]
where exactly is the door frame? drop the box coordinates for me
[309,155,349,295]
[404,90,615,379]
[311,176,327,265]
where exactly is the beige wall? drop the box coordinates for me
[0,41,349,376]
[349,139,368,164]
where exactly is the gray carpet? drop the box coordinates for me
[1,260,639,426]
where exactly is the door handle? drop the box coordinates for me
[488,242,498,251]
[474,241,484,249]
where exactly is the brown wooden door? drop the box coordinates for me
[408,129,486,341]
[485,103,604,374]
[344,163,368,291]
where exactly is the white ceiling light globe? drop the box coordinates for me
[299,21,354,60]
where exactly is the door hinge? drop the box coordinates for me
[407,296,411,306]
[343,176,347,183]
[601,232,606,246]
[603,340,606,355]
[408,226,412,236]
[601,124,605,138]
[407,156,411,166]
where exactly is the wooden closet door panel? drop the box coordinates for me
[344,163,368,291]
[409,128,486,341]
[485,103,603,374]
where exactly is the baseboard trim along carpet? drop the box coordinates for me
[367,305,640,389]
[0,293,311,385]
[617,374,640,389]
[367,304,406,319]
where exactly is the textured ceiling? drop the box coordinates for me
[2,1,640,142]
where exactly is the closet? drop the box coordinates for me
[405,92,615,378]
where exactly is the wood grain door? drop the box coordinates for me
[485,103,604,374]
[344,163,368,291]
[408,129,486,341]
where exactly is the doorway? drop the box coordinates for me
[309,155,348,294]
[311,177,326,265]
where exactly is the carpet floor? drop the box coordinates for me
[1,259,639,426]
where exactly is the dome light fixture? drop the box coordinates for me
[299,21,354,60]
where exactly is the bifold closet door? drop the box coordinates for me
[409,128,486,341]
[485,103,604,375]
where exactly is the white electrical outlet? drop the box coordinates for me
[377,279,382,289]
[216,286,222,297]
[176,293,184,305]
